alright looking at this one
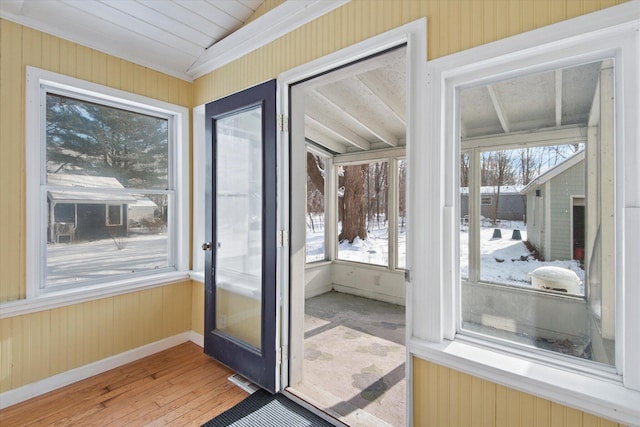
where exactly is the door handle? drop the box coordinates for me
[201,242,213,251]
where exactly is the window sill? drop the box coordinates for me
[408,337,640,425]
[0,271,190,319]
[189,271,205,284]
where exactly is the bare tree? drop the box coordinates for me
[338,164,368,243]
[460,152,470,187]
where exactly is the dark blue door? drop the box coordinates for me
[204,80,277,393]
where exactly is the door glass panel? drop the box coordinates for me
[215,106,263,350]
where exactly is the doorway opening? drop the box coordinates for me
[286,46,408,427]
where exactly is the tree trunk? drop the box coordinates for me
[306,152,324,196]
[338,164,368,243]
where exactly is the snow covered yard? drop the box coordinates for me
[460,221,585,294]
[47,232,169,286]
[308,216,584,295]
[306,216,406,267]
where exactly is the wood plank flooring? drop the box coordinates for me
[0,342,249,426]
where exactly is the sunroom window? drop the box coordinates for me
[306,151,327,263]
[337,160,389,266]
[26,67,188,295]
[458,60,615,365]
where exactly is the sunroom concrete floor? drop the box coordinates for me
[289,291,406,427]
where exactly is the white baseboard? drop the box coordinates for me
[189,330,204,347]
[0,332,192,409]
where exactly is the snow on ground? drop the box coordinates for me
[306,216,406,267]
[47,232,169,285]
[309,216,584,294]
[460,220,585,293]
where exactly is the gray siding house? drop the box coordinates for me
[520,151,585,261]
[460,186,525,222]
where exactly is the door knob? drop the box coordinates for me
[201,242,212,251]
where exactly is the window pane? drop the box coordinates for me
[46,93,169,189]
[47,192,170,286]
[398,159,407,269]
[306,152,326,263]
[214,106,262,349]
[459,59,614,365]
[337,161,389,267]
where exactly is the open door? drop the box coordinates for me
[203,80,278,393]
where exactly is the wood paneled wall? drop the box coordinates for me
[194,0,625,105]
[0,19,193,393]
[413,357,623,427]
[0,282,191,392]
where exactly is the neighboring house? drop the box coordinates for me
[460,185,525,222]
[520,151,585,261]
[47,174,157,242]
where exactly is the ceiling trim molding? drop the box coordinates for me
[187,0,351,79]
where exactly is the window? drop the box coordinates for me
[397,159,407,269]
[306,150,327,263]
[480,196,492,206]
[26,67,189,297]
[337,160,389,266]
[416,6,640,424]
[305,150,406,270]
[106,205,123,226]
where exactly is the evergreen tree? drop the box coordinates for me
[46,93,168,189]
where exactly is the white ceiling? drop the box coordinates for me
[0,0,348,81]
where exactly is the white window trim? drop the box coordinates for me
[411,4,640,425]
[333,150,406,271]
[20,66,190,308]
[191,103,206,283]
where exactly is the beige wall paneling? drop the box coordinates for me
[1,282,191,392]
[413,357,625,426]
[0,20,24,302]
[191,280,205,336]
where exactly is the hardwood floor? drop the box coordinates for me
[0,342,249,426]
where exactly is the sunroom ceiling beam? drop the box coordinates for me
[313,90,398,147]
[461,125,587,151]
[487,84,510,133]
[556,69,563,127]
[305,114,370,151]
[356,74,406,126]
[304,123,348,154]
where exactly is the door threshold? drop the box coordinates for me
[285,386,395,427]
[284,387,348,426]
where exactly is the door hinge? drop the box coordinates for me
[278,230,289,247]
[277,345,288,365]
[278,114,289,132]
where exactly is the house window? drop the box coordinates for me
[106,205,123,226]
[480,196,492,205]
[26,67,189,295]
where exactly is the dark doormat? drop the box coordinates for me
[201,389,338,426]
